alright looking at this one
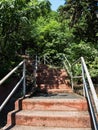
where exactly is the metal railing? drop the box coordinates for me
[63,56,98,130]
[71,57,83,93]
[81,57,98,130]
[43,55,53,67]
[61,54,73,90]
[23,54,98,130]
[0,60,26,112]
[32,55,38,89]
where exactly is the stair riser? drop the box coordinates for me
[39,89,73,93]
[38,85,71,89]
[3,125,93,130]
[19,101,88,111]
[14,115,91,128]
[48,89,73,93]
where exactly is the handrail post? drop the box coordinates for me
[81,60,86,97]
[71,66,74,91]
[71,75,74,91]
[23,60,26,97]
[44,55,46,64]
[35,55,38,70]
[33,55,38,88]
[81,63,86,97]
[62,54,73,90]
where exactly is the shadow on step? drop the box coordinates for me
[3,98,24,130]
[36,65,71,93]
[0,84,23,129]
[29,92,68,98]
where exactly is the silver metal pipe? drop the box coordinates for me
[0,60,26,112]
[23,61,26,96]
[81,57,98,113]
[82,65,98,130]
[44,55,46,64]
[0,60,24,85]
[63,55,71,68]
[0,77,24,112]
[63,57,73,90]
[72,57,81,66]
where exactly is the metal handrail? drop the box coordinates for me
[61,55,98,129]
[43,55,53,66]
[33,55,38,88]
[72,57,81,66]
[62,54,71,68]
[81,57,98,130]
[81,57,98,111]
[70,57,98,130]
[43,53,74,91]
[0,61,24,85]
[0,60,26,111]
[61,55,73,90]
[72,57,98,111]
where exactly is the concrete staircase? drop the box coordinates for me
[3,97,92,130]
[3,64,93,130]
[36,64,72,94]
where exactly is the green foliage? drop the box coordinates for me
[0,0,98,82]
[0,0,51,78]
[59,0,98,43]
[89,57,98,78]
[72,63,82,78]
[57,0,98,80]
[67,41,98,61]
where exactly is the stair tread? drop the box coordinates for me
[16,110,90,117]
[28,93,84,99]
[48,88,72,90]
[5,125,92,130]
[23,98,86,102]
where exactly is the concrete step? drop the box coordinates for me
[7,110,91,128]
[3,125,92,130]
[38,84,72,93]
[16,98,88,111]
[36,66,71,95]
[48,88,73,93]
[38,84,71,89]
